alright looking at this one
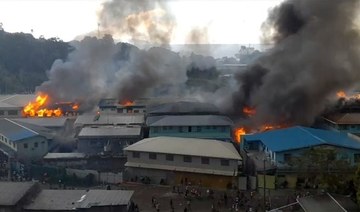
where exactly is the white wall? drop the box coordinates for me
[127,151,238,174]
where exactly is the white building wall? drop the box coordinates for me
[17,136,48,161]
[126,151,238,174]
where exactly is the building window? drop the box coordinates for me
[134,110,139,113]
[168,126,173,130]
[221,159,230,166]
[183,156,192,163]
[354,154,360,163]
[153,127,159,133]
[166,154,174,161]
[149,153,157,160]
[206,126,211,130]
[201,157,210,164]
[196,126,202,132]
[23,143,28,149]
[220,126,226,132]
[34,142,38,148]
[163,126,168,130]
[212,126,217,130]
[188,126,192,132]
[133,152,140,158]
[0,111,4,116]
[284,154,292,163]
[179,127,183,132]
[8,110,18,116]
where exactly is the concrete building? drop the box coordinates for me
[43,152,87,168]
[0,94,36,118]
[77,125,142,155]
[0,118,48,162]
[98,98,146,114]
[124,136,242,189]
[147,115,234,141]
[243,126,360,168]
[0,181,39,212]
[24,189,134,212]
[322,113,360,136]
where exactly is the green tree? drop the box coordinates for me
[291,147,354,193]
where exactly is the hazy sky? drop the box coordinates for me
[0,0,283,44]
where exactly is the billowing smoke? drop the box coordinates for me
[231,0,360,126]
[98,0,175,47]
[37,35,187,110]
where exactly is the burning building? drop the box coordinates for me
[22,93,80,118]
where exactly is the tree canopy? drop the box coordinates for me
[0,29,71,93]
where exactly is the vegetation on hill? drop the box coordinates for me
[0,29,71,94]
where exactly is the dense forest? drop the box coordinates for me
[0,29,70,94]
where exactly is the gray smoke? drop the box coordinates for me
[37,35,188,110]
[98,0,175,47]
[231,0,360,126]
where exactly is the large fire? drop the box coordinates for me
[23,93,79,117]
[336,90,360,100]
[243,106,256,117]
[234,124,286,143]
[120,100,134,106]
[234,127,246,143]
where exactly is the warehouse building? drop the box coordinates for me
[147,115,234,141]
[124,136,242,189]
[77,125,142,155]
[0,118,49,162]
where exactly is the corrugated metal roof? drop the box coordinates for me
[78,190,134,208]
[147,115,234,126]
[126,162,237,176]
[124,136,242,160]
[25,190,86,210]
[0,182,36,205]
[147,101,219,115]
[25,189,133,210]
[74,114,144,126]
[0,118,39,142]
[0,94,36,107]
[11,117,68,127]
[78,126,141,137]
[43,152,86,159]
[324,113,360,124]
[0,102,21,109]
[297,194,346,212]
[244,126,360,152]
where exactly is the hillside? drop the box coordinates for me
[0,29,71,94]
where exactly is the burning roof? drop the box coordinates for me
[22,93,80,118]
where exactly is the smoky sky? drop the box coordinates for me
[231,0,360,126]
[37,35,188,110]
[98,0,175,46]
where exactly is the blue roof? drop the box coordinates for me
[0,119,38,142]
[244,126,360,152]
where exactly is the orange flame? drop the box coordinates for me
[23,93,63,117]
[72,104,79,110]
[336,91,347,98]
[243,106,256,117]
[120,100,134,106]
[234,127,246,143]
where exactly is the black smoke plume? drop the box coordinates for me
[37,35,187,110]
[231,0,360,126]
